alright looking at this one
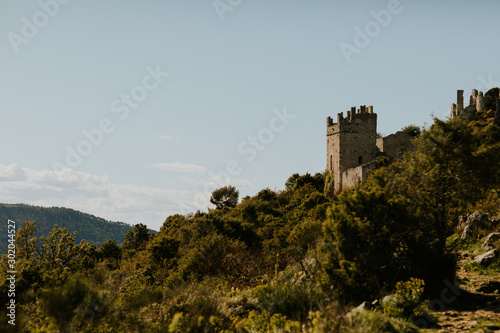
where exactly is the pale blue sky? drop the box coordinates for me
[0,0,499,230]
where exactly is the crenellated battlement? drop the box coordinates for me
[326,104,413,193]
[327,105,376,136]
[452,88,500,121]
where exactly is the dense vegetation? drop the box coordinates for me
[0,204,134,253]
[1,106,499,332]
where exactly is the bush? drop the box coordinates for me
[179,232,252,282]
[343,310,418,333]
[381,278,428,320]
[254,278,323,322]
[234,311,300,333]
[321,186,454,303]
[38,275,89,331]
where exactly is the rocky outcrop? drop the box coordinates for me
[473,249,499,266]
[458,212,490,239]
[481,232,500,251]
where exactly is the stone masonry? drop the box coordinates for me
[326,106,414,193]
[451,88,500,122]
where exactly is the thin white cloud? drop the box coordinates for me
[0,164,208,231]
[0,164,27,181]
[150,162,207,174]
[0,164,258,231]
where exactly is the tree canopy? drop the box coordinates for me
[210,185,240,209]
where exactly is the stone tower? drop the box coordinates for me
[326,105,378,193]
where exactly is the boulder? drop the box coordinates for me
[381,294,404,310]
[481,232,500,251]
[346,301,373,318]
[473,249,499,266]
[461,225,473,239]
[459,212,490,239]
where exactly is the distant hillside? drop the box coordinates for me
[0,204,133,253]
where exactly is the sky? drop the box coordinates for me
[0,0,499,231]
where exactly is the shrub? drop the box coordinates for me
[343,310,418,333]
[38,275,89,331]
[234,310,301,333]
[381,278,427,319]
[321,186,454,303]
[254,279,323,322]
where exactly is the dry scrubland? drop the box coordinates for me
[2,90,500,331]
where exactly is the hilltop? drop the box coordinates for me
[0,90,499,332]
[0,204,133,253]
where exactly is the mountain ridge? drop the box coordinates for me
[0,203,133,254]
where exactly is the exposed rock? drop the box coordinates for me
[473,249,499,266]
[346,301,373,318]
[461,225,472,239]
[381,294,404,310]
[459,212,490,239]
[481,232,500,251]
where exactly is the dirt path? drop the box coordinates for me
[423,264,500,332]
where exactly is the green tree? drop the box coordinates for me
[99,239,122,260]
[36,225,79,284]
[15,221,38,261]
[74,240,99,270]
[285,173,301,190]
[122,223,151,255]
[148,234,180,264]
[401,124,422,137]
[210,185,239,209]
[321,185,454,303]
[39,275,89,331]
[286,173,325,193]
[323,171,335,198]
[392,117,500,233]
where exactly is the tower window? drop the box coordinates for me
[358,156,363,164]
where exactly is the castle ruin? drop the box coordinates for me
[327,88,500,193]
[450,88,500,123]
[326,106,413,193]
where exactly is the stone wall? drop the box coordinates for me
[452,88,500,120]
[327,105,377,193]
[327,106,415,193]
[340,162,377,190]
[376,131,414,161]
